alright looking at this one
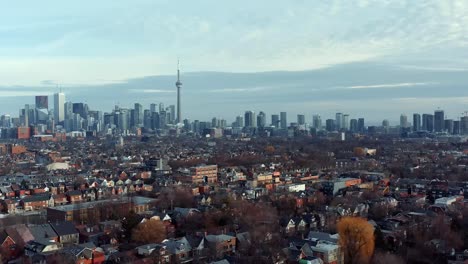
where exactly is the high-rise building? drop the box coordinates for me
[413,113,421,131]
[312,115,322,130]
[257,111,266,128]
[461,116,468,135]
[271,114,280,128]
[325,119,335,132]
[280,112,287,129]
[36,95,49,109]
[244,111,256,128]
[175,61,182,123]
[150,103,157,113]
[73,103,86,119]
[1,115,11,128]
[297,114,305,125]
[444,119,454,134]
[422,114,434,132]
[358,118,365,133]
[434,110,445,132]
[54,92,65,122]
[350,119,358,132]
[400,114,408,128]
[168,105,176,124]
[235,116,244,128]
[453,120,461,135]
[335,113,343,130]
[343,114,350,131]
[211,117,218,128]
[134,103,143,127]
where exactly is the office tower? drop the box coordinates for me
[168,105,176,124]
[422,114,434,132]
[358,118,365,133]
[150,103,157,113]
[313,115,322,130]
[54,92,65,122]
[297,114,305,125]
[343,114,350,130]
[152,112,160,130]
[193,120,200,133]
[350,119,358,132]
[271,114,280,128]
[73,103,86,119]
[453,120,461,135]
[235,116,244,128]
[36,95,48,109]
[134,103,143,127]
[434,110,445,132]
[382,119,389,127]
[36,108,49,124]
[257,111,266,128]
[24,105,31,126]
[64,102,73,121]
[400,114,408,128]
[220,119,226,128]
[118,110,129,131]
[461,116,468,135]
[444,119,454,134]
[175,61,182,123]
[211,117,218,128]
[159,103,165,113]
[159,110,167,128]
[143,110,152,129]
[244,111,256,128]
[1,115,11,128]
[72,113,83,131]
[335,113,343,130]
[413,113,421,132]
[325,119,335,132]
[280,112,287,129]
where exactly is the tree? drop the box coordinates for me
[337,216,375,264]
[132,219,166,244]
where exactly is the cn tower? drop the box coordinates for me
[176,60,182,124]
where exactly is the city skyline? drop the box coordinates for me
[1,1,468,121]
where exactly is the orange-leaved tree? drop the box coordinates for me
[132,219,166,244]
[337,216,375,264]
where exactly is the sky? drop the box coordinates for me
[1,0,468,124]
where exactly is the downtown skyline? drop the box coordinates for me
[1,1,468,121]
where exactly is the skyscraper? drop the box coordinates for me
[413,113,421,132]
[244,111,256,128]
[271,114,279,128]
[358,118,365,133]
[434,110,445,132]
[343,114,350,131]
[313,115,322,130]
[134,103,143,127]
[461,116,468,135]
[235,116,244,128]
[350,119,358,132]
[335,113,343,130]
[257,111,266,128]
[325,119,335,132]
[400,114,408,128]
[422,114,434,132]
[280,112,287,129]
[176,61,182,123]
[444,119,454,134]
[297,114,305,125]
[36,96,48,109]
[54,92,65,122]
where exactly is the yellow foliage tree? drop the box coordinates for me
[337,216,375,264]
[265,145,275,154]
[132,219,166,244]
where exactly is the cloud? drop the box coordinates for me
[0,91,52,97]
[130,89,175,93]
[209,86,271,93]
[336,82,433,89]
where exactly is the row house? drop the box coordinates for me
[21,195,50,211]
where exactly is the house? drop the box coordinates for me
[66,190,83,203]
[24,240,62,258]
[53,194,68,206]
[28,224,59,243]
[162,237,192,263]
[0,230,18,259]
[50,221,79,244]
[204,234,236,258]
[5,224,34,248]
[59,245,105,264]
[2,199,17,214]
[21,195,50,211]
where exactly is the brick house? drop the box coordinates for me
[21,195,50,211]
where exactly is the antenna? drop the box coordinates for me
[177,59,180,81]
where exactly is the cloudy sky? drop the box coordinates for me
[1,0,468,124]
